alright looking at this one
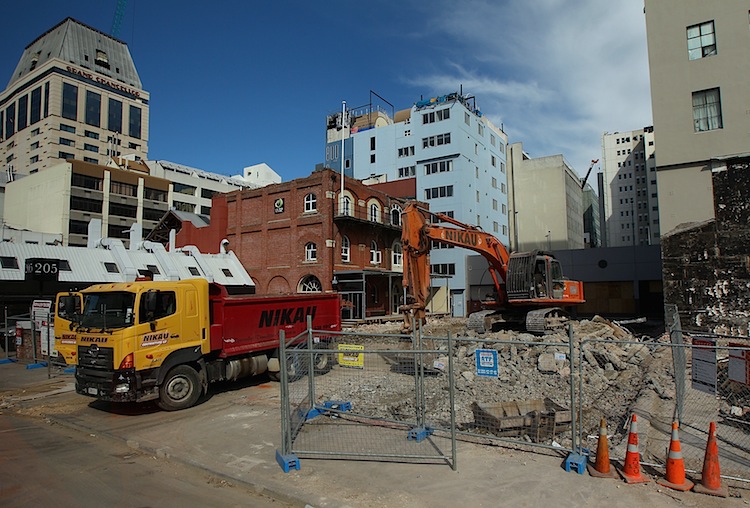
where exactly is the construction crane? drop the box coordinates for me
[580,159,599,189]
[110,0,127,38]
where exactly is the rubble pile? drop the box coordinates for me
[329,316,673,447]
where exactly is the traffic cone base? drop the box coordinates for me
[657,421,693,491]
[587,462,618,479]
[657,477,694,492]
[588,418,618,479]
[693,478,728,498]
[619,467,651,484]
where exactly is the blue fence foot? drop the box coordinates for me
[306,400,353,421]
[63,366,75,374]
[0,358,17,364]
[275,449,300,473]
[407,426,434,443]
[564,452,587,475]
[26,361,48,370]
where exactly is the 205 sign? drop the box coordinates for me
[25,258,60,281]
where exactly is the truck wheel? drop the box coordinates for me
[268,352,302,382]
[158,365,201,411]
[313,346,332,374]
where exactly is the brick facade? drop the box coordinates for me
[176,169,412,318]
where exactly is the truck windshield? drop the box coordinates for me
[80,292,136,330]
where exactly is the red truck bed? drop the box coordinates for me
[208,284,341,357]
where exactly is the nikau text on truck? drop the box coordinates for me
[55,278,341,410]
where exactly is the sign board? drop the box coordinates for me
[728,343,750,386]
[475,348,499,378]
[692,338,717,395]
[274,198,284,214]
[32,300,57,357]
[337,344,364,368]
[25,258,60,281]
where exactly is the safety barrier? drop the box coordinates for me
[278,314,750,488]
[277,321,456,471]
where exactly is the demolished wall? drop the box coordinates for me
[661,159,750,335]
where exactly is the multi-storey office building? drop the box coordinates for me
[506,143,586,253]
[0,18,148,184]
[325,92,509,316]
[645,0,750,333]
[600,127,659,247]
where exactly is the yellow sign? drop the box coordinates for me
[337,344,364,368]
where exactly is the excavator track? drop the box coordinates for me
[525,307,569,333]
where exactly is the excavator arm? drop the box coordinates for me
[400,202,512,331]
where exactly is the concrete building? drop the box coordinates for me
[0,18,149,211]
[3,158,277,248]
[506,142,585,252]
[325,92,509,317]
[582,183,601,248]
[645,0,750,333]
[645,1,748,235]
[600,128,659,247]
[143,160,278,216]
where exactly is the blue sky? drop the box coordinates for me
[2,1,652,181]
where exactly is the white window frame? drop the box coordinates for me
[305,242,317,262]
[341,236,350,263]
[304,192,317,212]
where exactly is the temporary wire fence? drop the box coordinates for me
[278,315,750,485]
[277,322,457,471]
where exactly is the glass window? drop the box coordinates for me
[390,205,402,226]
[341,236,350,263]
[61,123,76,133]
[138,291,177,323]
[392,242,402,267]
[304,193,317,212]
[5,103,15,138]
[129,105,141,139]
[305,242,317,262]
[693,88,722,132]
[108,98,122,133]
[687,21,716,60]
[44,82,50,118]
[173,183,196,195]
[17,95,28,131]
[85,91,101,127]
[369,203,380,222]
[62,83,77,120]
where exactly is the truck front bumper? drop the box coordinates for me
[75,367,159,403]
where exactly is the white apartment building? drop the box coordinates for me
[601,127,659,247]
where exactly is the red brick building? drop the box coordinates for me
[174,169,416,319]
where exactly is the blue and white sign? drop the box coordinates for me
[475,349,499,377]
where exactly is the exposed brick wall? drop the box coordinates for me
[174,169,408,309]
[662,159,750,335]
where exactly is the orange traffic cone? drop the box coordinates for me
[619,414,650,484]
[694,421,728,497]
[588,418,618,478]
[657,421,694,491]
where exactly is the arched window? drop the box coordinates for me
[298,275,322,293]
[341,236,350,263]
[370,240,381,264]
[304,193,317,213]
[369,202,380,222]
[392,241,403,268]
[343,196,353,216]
[390,204,402,226]
[305,242,317,262]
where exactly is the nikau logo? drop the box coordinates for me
[442,230,478,247]
[81,336,108,343]
[141,331,169,347]
[259,306,317,328]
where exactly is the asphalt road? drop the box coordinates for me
[0,412,291,508]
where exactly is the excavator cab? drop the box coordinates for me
[506,250,576,303]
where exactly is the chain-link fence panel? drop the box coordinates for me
[278,326,456,470]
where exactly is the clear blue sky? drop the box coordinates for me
[1,1,652,181]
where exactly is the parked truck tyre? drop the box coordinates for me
[268,350,302,382]
[313,344,332,374]
[158,365,202,411]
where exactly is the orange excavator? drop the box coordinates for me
[400,202,584,333]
